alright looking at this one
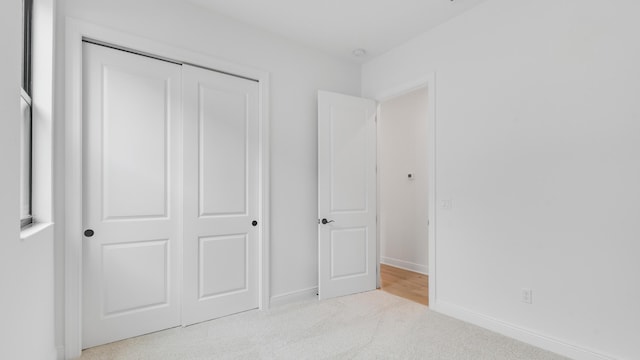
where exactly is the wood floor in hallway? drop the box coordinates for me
[380,264,429,306]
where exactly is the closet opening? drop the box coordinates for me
[64,23,271,357]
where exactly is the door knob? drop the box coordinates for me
[321,218,334,225]
[252,220,258,227]
[84,229,94,237]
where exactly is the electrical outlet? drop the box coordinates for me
[521,288,533,304]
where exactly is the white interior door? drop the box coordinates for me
[318,91,377,300]
[182,65,260,325]
[82,42,181,348]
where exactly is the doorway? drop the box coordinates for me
[377,87,430,306]
[316,81,435,304]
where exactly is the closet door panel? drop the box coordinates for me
[182,65,259,325]
[199,86,248,217]
[82,42,181,349]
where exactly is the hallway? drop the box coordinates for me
[380,264,428,306]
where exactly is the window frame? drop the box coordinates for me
[21,0,34,228]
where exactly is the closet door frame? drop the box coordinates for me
[63,19,271,360]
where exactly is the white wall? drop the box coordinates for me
[56,0,360,319]
[0,1,57,359]
[379,88,429,274]
[363,0,640,359]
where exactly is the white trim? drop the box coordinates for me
[373,73,437,308]
[375,108,381,290]
[30,0,55,226]
[63,18,271,359]
[19,222,53,241]
[380,257,428,275]
[259,72,271,311]
[63,18,83,360]
[270,287,318,307]
[427,74,437,308]
[375,76,434,103]
[431,301,617,360]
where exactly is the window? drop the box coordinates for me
[20,0,33,228]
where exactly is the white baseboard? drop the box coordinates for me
[431,300,617,360]
[270,287,318,307]
[381,257,428,275]
[56,346,65,360]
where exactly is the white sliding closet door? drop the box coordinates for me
[82,42,182,348]
[182,65,260,326]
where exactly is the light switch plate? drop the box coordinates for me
[441,199,452,210]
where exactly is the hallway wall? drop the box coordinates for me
[379,88,429,274]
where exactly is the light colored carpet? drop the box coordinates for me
[79,290,567,360]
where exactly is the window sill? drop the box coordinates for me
[20,221,54,241]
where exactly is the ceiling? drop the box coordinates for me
[186,0,488,63]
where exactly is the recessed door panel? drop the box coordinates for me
[199,235,248,299]
[199,86,248,217]
[102,240,169,315]
[102,67,169,220]
[183,64,259,326]
[330,228,367,279]
[82,42,181,349]
[330,106,368,213]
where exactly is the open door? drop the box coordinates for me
[318,91,377,300]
